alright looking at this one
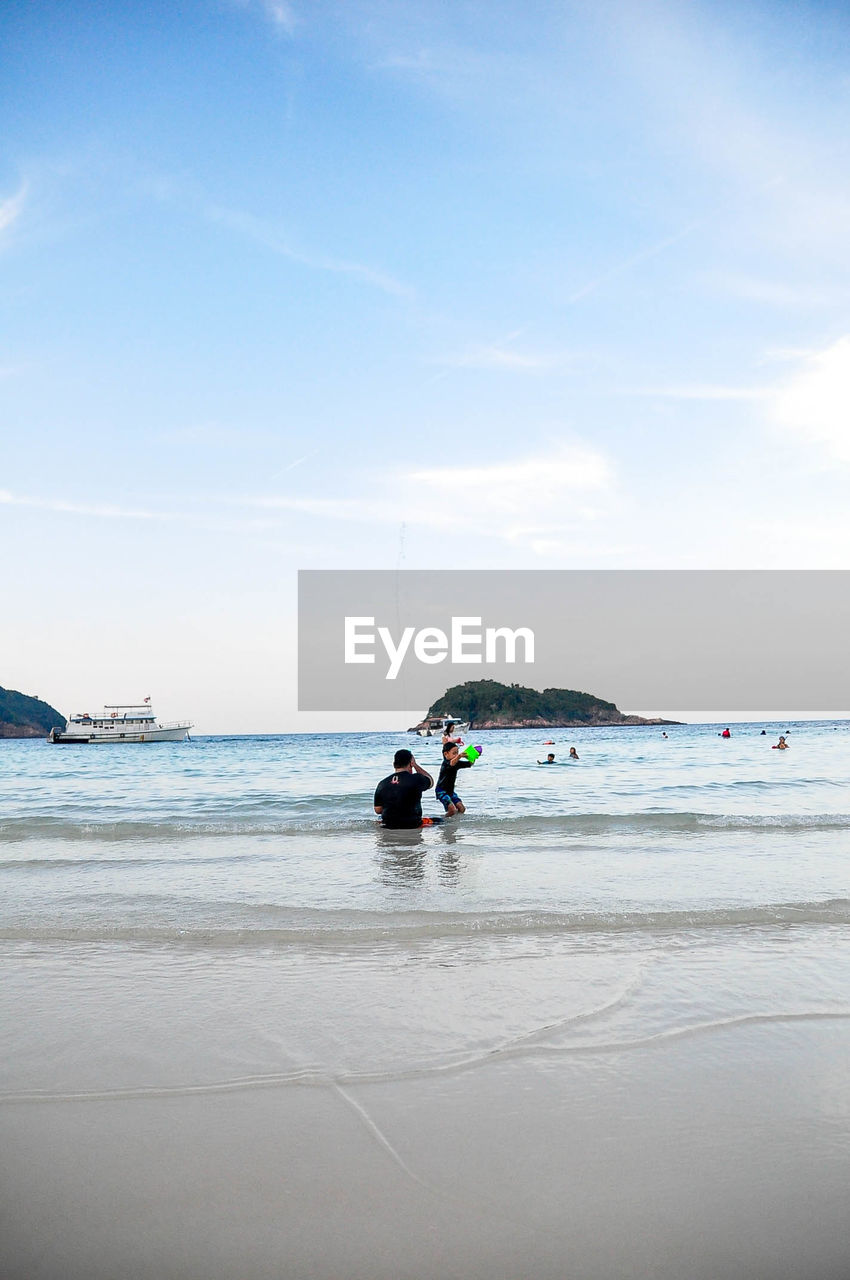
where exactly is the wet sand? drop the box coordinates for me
[3,1015,850,1280]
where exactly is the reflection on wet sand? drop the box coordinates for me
[375,821,463,886]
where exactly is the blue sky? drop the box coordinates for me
[2,0,849,731]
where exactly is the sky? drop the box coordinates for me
[2,0,849,732]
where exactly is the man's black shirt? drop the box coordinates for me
[374,770,432,828]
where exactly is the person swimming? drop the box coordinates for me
[773,735,789,750]
[569,747,579,760]
[537,753,556,764]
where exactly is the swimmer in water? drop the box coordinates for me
[773,735,789,749]
[537,753,556,764]
[569,747,579,759]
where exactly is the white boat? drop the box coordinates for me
[415,716,470,738]
[48,701,193,744]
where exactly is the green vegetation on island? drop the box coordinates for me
[414,680,679,730]
[0,685,64,738]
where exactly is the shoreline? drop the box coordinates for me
[410,719,683,731]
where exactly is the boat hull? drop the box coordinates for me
[49,724,191,744]
[416,721,470,737]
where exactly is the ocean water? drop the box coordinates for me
[2,722,850,1280]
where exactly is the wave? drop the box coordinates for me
[656,776,848,791]
[3,809,850,844]
[469,811,850,834]
[2,898,849,947]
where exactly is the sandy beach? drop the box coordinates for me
[4,978,850,1280]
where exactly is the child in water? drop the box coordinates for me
[436,742,476,815]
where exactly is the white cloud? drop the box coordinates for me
[436,341,572,373]
[0,184,27,238]
[0,490,174,521]
[566,214,711,305]
[624,384,769,402]
[372,44,514,100]
[205,203,412,297]
[634,335,850,468]
[769,336,850,464]
[743,516,850,569]
[409,447,610,514]
[700,272,843,309]
[164,423,267,447]
[261,0,296,34]
[0,489,276,537]
[230,0,297,36]
[144,174,409,296]
[235,444,615,555]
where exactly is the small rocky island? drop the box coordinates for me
[0,685,64,738]
[410,680,681,731]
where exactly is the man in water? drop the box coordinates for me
[374,749,435,829]
[436,742,475,816]
[538,753,556,764]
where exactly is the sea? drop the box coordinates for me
[2,721,850,1280]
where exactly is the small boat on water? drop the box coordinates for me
[415,716,470,738]
[48,700,193,744]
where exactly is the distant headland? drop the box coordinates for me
[409,680,682,731]
[0,686,64,738]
